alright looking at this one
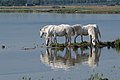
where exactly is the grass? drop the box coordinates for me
[0,6,120,13]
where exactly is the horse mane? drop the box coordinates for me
[42,25,49,30]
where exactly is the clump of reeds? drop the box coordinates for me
[113,38,120,52]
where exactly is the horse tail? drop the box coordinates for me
[97,26,101,38]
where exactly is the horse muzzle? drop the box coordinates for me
[40,36,43,38]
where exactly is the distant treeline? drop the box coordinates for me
[0,0,120,6]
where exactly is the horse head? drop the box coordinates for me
[92,39,96,46]
[39,29,44,38]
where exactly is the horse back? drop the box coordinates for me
[72,24,82,35]
[82,25,89,35]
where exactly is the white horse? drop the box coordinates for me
[72,24,83,43]
[40,25,55,44]
[72,24,101,46]
[40,24,75,46]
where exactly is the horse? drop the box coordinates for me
[40,24,75,46]
[40,25,56,44]
[72,24,83,43]
[72,24,101,46]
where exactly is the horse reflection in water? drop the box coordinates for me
[88,47,101,68]
[40,47,101,70]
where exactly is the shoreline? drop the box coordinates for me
[0,6,120,14]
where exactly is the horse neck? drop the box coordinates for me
[43,25,53,32]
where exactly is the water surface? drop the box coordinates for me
[0,13,120,80]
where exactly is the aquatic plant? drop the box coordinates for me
[114,39,120,48]
[21,76,31,80]
[113,38,120,52]
[88,73,108,80]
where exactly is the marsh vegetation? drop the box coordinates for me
[50,39,120,51]
[0,6,120,13]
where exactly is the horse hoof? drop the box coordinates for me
[46,44,48,46]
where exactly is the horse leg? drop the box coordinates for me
[65,35,68,45]
[50,36,53,43]
[45,34,50,46]
[81,35,83,42]
[68,37,71,45]
[46,38,50,46]
[53,33,57,43]
[53,37,57,44]
[55,37,57,43]
[95,33,99,43]
[89,46,92,57]
[74,35,79,43]
[90,35,92,44]
[97,34,100,43]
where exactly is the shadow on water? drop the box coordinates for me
[40,46,101,70]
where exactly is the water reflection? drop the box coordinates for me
[88,47,101,68]
[40,47,101,70]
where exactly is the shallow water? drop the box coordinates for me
[0,13,120,80]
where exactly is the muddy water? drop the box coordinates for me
[0,13,120,80]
